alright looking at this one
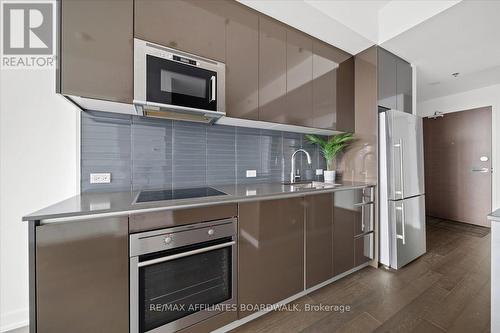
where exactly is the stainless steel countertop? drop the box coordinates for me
[488,208,500,222]
[23,181,375,223]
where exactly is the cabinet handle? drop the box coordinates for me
[353,201,374,207]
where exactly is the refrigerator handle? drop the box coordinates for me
[396,203,406,245]
[393,139,405,198]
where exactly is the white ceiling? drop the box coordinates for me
[381,0,500,101]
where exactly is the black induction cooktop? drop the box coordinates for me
[135,187,228,203]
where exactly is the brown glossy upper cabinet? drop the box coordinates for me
[59,0,133,103]
[285,28,313,127]
[305,193,333,288]
[312,40,352,130]
[134,0,226,62]
[238,197,304,318]
[224,2,259,120]
[378,47,412,113]
[258,17,287,124]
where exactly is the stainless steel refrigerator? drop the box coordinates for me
[379,109,426,269]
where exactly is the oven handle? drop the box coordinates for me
[137,240,235,268]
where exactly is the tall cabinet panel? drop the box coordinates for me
[312,41,337,129]
[377,48,398,110]
[60,0,133,103]
[397,58,413,113]
[258,17,287,124]
[224,3,259,120]
[305,193,334,288]
[285,29,313,127]
[336,57,355,132]
[134,0,226,62]
[238,198,304,318]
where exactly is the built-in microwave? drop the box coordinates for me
[134,38,225,123]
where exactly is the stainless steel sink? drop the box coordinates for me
[283,181,341,189]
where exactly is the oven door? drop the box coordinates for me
[146,55,217,112]
[130,237,236,333]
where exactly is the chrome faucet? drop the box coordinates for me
[290,149,312,183]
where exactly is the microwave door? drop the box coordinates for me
[146,55,217,111]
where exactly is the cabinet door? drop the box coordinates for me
[238,197,304,318]
[36,217,128,333]
[397,58,413,114]
[224,2,259,120]
[305,193,333,288]
[285,29,313,127]
[258,17,287,124]
[378,48,397,110]
[355,232,374,266]
[60,0,133,103]
[134,0,226,61]
[336,57,355,132]
[333,189,362,275]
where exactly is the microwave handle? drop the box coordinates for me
[210,76,216,102]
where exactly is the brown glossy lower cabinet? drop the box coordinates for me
[238,197,305,318]
[35,217,128,333]
[305,193,334,288]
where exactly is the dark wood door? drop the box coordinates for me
[60,0,133,103]
[423,107,492,227]
[224,2,259,120]
[305,193,333,288]
[238,198,304,318]
[258,17,287,124]
[134,0,226,61]
[396,58,412,113]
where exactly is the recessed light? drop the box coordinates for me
[452,72,460,77]
[429,81,441,86]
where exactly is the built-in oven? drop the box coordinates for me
[130,218,237,333]
[134,38,225,123]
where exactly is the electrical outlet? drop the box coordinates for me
[246,170,257,178]
[315,169,323,176]
[90,173,111,184]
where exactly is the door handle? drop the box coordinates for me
[210,76,216,102]
[393,139,404,198]
[471,167,490,173]
[395,204,406,245]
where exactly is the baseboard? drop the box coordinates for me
[0,308,29,333]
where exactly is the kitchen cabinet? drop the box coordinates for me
[134,0,226,62]
[305,193,334,288]
[238,197,304,318]
[59,0,133,103]
[333,188,374,275]
[258,17,287,124]
[336,57,355,132]
[224,2,259,120]
[397,57,413,114]
[35,217,128,333]
[378,47,412,113]
[285,28,313,127]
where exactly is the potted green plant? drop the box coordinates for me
[305,133,355,182]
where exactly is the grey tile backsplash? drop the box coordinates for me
[81,111,327,192]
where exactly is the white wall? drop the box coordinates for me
[417,83,500,210]
[0,68,80,331]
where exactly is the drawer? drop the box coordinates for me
[129,203,238,233]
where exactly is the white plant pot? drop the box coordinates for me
[324,170,336,183]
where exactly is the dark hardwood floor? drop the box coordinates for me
[232,217,491,333]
